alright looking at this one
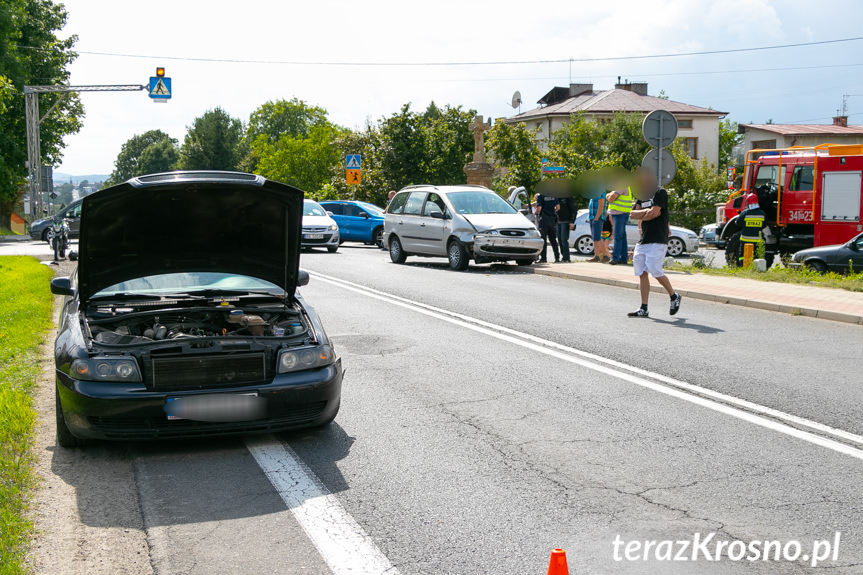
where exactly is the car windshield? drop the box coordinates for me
[356,202,384,215]
[94,272,283,297]
[447,191,517,215]
[303,202,327,217]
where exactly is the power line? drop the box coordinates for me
[13,36,863,67]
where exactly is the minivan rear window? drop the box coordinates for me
[387,192,408,214]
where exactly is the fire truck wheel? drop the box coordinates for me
[724,232,741,267]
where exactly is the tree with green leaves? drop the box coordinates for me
[0,0,83,225]
[484,120,542,195]
[104,130,178,186]
[177,107,244,171]
[241,98,331,172]
[718,118,742,169]
[253,124,344,194]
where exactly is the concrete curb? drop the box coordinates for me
[528,267,863,326]
[0,235,33,243]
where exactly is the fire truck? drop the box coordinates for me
[718,144,863,265]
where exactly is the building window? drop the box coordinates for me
[683,137,698,159]
[678,119,693,129]
[752,139,776,150]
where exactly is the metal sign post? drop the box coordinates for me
[642,110,678,188]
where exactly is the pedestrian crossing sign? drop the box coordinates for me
[148,76,172,100]
[346,169,362,185]
[346,154,361,169]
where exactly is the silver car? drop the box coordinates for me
[384,185,543,270]
[570,209,700,257]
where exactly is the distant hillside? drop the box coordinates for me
[52,172,110,185]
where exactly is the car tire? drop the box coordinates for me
[389,236,407,263]
[515,258,535,266]
[55,386,94,448]
[806,260,828,273]
[575,235,594,255]
[667,237,685,257]
[41,229,50,242]
[327,246,338,253]
[372,227,384,249]
[448,240,470,271]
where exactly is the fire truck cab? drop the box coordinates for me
[719,144,863,258]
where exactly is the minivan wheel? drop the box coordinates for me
[576,235,594,255]
[389,236,407,263]
[448,241,470,271]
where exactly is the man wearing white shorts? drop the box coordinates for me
[628,168,682,318]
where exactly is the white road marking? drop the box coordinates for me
[245,435,400,575]
[311,271,863,462]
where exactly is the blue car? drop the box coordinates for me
[319,201,386,248]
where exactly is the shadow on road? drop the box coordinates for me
[49,423,356,529]
[648,317,724,334]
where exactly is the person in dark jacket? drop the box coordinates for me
[556,196,577,263]
[535,193,560,263]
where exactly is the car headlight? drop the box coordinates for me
[70,357,142,382]
[278,345,335,374]
[328,224,338,231]
[525,229,541,237]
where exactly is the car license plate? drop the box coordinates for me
[165,392,260,421]
[304,234,324,239]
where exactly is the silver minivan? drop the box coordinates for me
[383,185,543,270]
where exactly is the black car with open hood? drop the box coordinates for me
[50,171,342,447]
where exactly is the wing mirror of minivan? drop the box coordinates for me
[429,211,445,219]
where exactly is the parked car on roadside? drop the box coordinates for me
[698,223,726,249]
[302,199,340,252]
[319,200,385,248]
[790,232,863,273]
[49,171,343,447]
[384,185,543,270]
[570,209,699,257]
[30,198,82,241]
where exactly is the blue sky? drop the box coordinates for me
[54,0,863,175]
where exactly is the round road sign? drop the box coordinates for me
[642,148,677,187]
[642,110,678,148]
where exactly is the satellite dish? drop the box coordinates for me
[511,91,522,111]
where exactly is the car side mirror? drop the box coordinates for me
[429,211,445,219]
[326,211,334,217]
[50,277,74,296]
[297,269,310,287]
[361,212,370,218]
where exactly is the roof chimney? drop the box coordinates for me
[614,80,648,96]
[833,115,848,127]
[569,83,593,96]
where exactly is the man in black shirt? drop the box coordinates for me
[628,168,682,318]
[556,195,577,263]
[535,193,561,263]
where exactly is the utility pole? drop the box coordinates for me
[24,84,146,219]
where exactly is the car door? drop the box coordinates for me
[416,193,448,254]
[832,235,863,272]
[395,191,428,252]
[65,202,82,237]
[345,203,371,241]
[323,203,348,239]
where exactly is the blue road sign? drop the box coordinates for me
[346,154,361,169]
[149,76,172,99]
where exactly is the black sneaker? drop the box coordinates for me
[628,308,649,318]
[670,293,682,316]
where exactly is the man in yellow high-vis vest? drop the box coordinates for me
[606,187,634,265]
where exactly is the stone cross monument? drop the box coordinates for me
[463,115,494,187]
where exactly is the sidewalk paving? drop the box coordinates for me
[0,234,32,242]
[525,259,863,326]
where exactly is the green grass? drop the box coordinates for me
[0,257,55,575]
[0,227,17,236]
[676,260,863,292]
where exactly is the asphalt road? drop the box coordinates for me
[26,242,863,575]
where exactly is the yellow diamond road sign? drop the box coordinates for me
[346,169,361,185]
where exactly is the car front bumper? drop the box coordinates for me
[683,236,700,252]
[471,235,544,259]
[301,230,340,248]
[56,360,343,441]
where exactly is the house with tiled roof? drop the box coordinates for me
[504,81,726,165]
[738,118,863,153]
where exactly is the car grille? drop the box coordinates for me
[151,353,266,391]
[499,229,527,237]
[303,226,329,233]
[86,402,328,439]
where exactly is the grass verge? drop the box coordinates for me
[677,258,863,292]
[0,227,17,236]
[0,257,55,575]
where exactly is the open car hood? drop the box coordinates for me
[77,171,304,304]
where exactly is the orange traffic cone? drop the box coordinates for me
[547,548,569,575]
